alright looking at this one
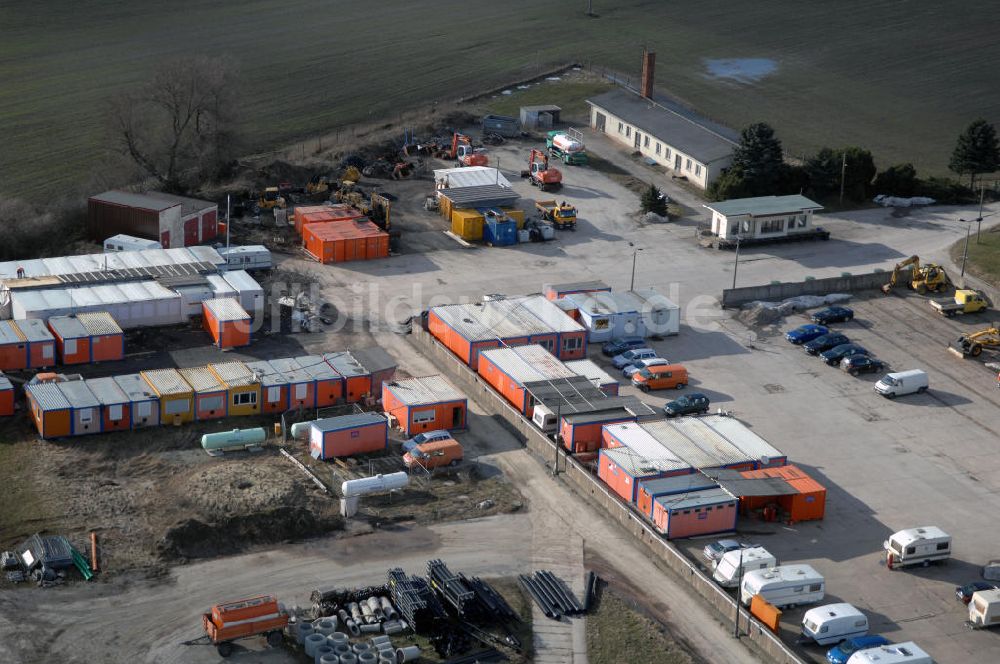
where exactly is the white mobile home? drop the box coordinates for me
[884,526,951,569]
[801,603,869,645]
[567,288,680,343]
[845,642,932,664]
[713,546,777,588]
[103,234,162,252]
[740,564,825,608]
[969,588,1000,629]
[217,245,272,272]
[704,195,824,243]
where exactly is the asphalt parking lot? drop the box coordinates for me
[592,292,1000,663]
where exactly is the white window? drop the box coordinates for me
[78,408,93,423]
[685,158,692,171]
[64,339,77,355]
[695,165,702,176]
[797,215,808,228]
[235,391,258,406]
[164,399,190,415]
[294,383,307,399]
[655,143,661,155]
[136,401,151,417]
[618,122,624,133]
[109,404,123,421]
[537,338,554,352]
[42,345,53,359]
[201,395,224,412]
[643,136,650,148]
[760,219,785,234]
[413,409,435,423]
[267,386,281,402]
[562,337,582,351]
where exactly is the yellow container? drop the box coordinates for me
[439,194,453,220]
[451,208,485,240]
[501,207,526,229]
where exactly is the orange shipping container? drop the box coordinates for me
[309,413,388,459]
[14,319,56,368]
[738,464,826,523]
[303,220,389,264]
[382,375,467,436]
[0,321,27,371]
[202,298,252,349]
[750,595,782,633]
[293,204,365,234]
[48,312,125,364]
[0,373,14,417]
[25,382,72,439]
[294,355,342,407]
[323,352,373,403]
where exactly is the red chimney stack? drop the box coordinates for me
[641,50,656,99]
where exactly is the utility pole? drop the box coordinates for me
[732,235,742,290]
[226,194,231,248]
[839,152,847,205]
[960,218,972,280]
[734,547,744,638]
[976,185,985,244]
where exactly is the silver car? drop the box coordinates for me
[623,356,670,378]
[702,539,743,563]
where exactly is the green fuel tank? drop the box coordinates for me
[201,427,267,456]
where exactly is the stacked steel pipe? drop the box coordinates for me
[387,567,446,631]
[464,574,518,622]
[518,571,584,620]
[427,559,476,617]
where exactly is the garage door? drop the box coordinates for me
[200,210,217,241]
[160,231,170,248]
[183,218,199,246]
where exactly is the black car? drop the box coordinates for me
[601,337,646,357]
[841,355,887,375]
[811,306,854,325]
[803,332,850,355]
[819,343,869,366]
[663,393,710,418]
[956,581,998,604]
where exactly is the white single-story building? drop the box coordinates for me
[587,88,737,190]
[564,288,680,342]
[704,195,824,241]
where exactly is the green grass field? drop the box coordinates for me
[3,0,998,201]
[951,225,1000,287]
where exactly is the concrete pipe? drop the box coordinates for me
[297,621,315,644]
[379,597,397,620]
[319,653,340,664]
[338,609,351,624]
[346,619,361,636]
[360,603,375,621]
[329,632,349,646]
[370,635,391,647]
[375,642,394,654]
[314,644,334,664]
[379,655,395,664]
[395,645,421,663]
[304,632,327,658]
[340,654,358,664]
[349,602,363,621]
[352,642,371,654]
[382,621,403,635]
[358,653,377,664]
[334,643,351,655]
[358,623,381,634]
[313,618,337,637]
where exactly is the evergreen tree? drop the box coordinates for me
[640,184,668,216]
[732,122,785,195]
[949,119,1000,188]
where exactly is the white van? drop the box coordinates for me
[103,234,162,253]
[532,404,558,433]
[845,642,932,664]
[801,603,869,645]
[875,369,928,398]
[883,526,951,569]
[713,546,777,588]
[968,588,1000,629]
[740,564,825,608]
[218,245,272,272]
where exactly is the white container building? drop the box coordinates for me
[103,234,162,252]
[222,270,265,318]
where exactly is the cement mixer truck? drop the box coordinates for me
[546,129,588,165]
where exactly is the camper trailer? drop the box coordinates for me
[713,546,777,588]
[740,564,825,608]
[103,234,162,252]
[532,403,559,433]
[884,526,951,569]
[800,603,869,646]
[968,588,1000,629]
[217,245,272,272]
[845,642,932,664]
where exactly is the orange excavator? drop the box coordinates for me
[441,133,488,167]
[527,149,562,192]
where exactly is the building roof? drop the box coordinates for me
[640,420,746,470]
[638,474,717,497]
[604,422,691,470]
[76,311,123,336]
[143,191,217,215]
[565,359,618,388]
[141,368,192,396]
[432,300,556,343]
[244,360,285,387]
[113,373,158,401]
[437,185,519,209]
[655,487,736,512]
[85,377,129,405]
[0,320,25,345]
[699,415,785,464]
[521,105,561,113]
[26,382,70,410]
[588,88,736,164]
[304,219,386,241]
[221,269,263,295]
[323,351,367,378]
[311,412,387,432]
[218,245,269,257]
[738,464,825,495]
[178,367,224,394]
[434,166,512,189]
[350,347,396,374]
[668,417,756,467]
[57,380,100,409]
[294,355,341,381]
[514,295,585,334]
[268,357,312,384]
[14,319,54,342]
[572,289,678,316]
[203,297,250,322]
[526,378,658,419]
[208,362,258,388]
[560,407,634,425]
[703,195,823,218]
[602,444,691,477]
[479,345,577,384]
[89,190,179,212]
[703,469,798,497]
[886,526,950,547]
[542,281,611,297]
[385,375,465,406]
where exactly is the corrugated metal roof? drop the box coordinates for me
[141,368,192,396]
[561,407,634,425]
[268,357,311,384]
[524,376,612,413]
[218,245,269,257]
[323,351,367,378]
[480,299,555,338]
[385,376,464,406]
[514,295,585,334]
[221,269,263,294]
[637,474,717,497]
[350,347,396,374]
[543,281,610,296]
[143,191,216,216]
[76,311,123,336]
[47,316,87,340]
[294,356,340,381]
[113,373,158,401]
[433,166,512,189]
[604,423,690,469]
[0,320,25,345]
[564,359,618,387]
[311,412,386,432]
[208,362,258,387]
[437,184,519,208]
[603,445,689,477]
[26,382,71,410]
[85,377,129,405]
[701,415,785,464]
[480,345,577,384]
[90,190,179,211]
[0,373,13,391]
[13,319,54,342]
[244,360,285,387]
[704,195,823,218]
[206,274,237,298]
[703,469,797,497]
[668,418,753,467]
[639,420,727,470]
[655,487,735,512]
[178,367,224,393]
[203,297,250,322]
[57,380,100,409]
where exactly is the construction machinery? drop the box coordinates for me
[881,255,949,294]
[305,175,332,196]
[526,149,562,192]
[931,289,990,317]
[440,133,488,167]
[546,129,588,165]
[535,200,577,230]
[948,325,1000,357]
[257,187,286,211]
[194,594,288,657]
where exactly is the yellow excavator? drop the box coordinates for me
[949,326,1000,357]
[882,255,949,294]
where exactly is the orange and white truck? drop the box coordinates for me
[200,594,288,657]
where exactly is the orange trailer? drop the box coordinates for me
[85,377,131,432]
[294,355,342,407]
[309,413,388,459]
[25,382,72,438]
[269,358,314,409]
[245,360,287,413]
[179,367,228,420]
[202,298,251,349]
[48,312,125,364]
[738,464,826,523]
[303,219,389,264]
[0,372,14,417]
[0,320,28,371]
[201,594,288,658]
[382,375,467,436]
[14,319,56,368]
[323,351,373,403]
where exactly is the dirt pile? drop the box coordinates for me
[737,293,852,328]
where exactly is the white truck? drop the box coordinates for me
[968,588,1000,629]
[740,564,825,609]
[713,546,777,588]
[845,642,932,664]
[800,603,869,645]
[884,526,951,569]
[874,369,928,398]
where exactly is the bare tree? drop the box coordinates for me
[109,55,241,193]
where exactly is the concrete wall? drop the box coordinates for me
[720,269,909,308]
[410,325,805,664]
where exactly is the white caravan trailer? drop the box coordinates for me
[217,245,272,272]
[845,642,932,664]
[740,564,825,608]
[713,546,777,588]
[800,603,869,645]
[103,234,162,252]
[531,404,558,433]
[884,526,951,569]
[969,588,1000,629]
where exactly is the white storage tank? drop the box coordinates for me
[342,472,409,498]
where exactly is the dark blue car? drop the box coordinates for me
[803,332,850,355]
[819,343,869,366]
[785,324,829,344]
[812,306,854,325]
[826,635,891,664]
[601,337,645,356]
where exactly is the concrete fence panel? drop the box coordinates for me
[721,268,910,308]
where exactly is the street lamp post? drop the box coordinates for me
[628,243,643,291]
[959,217,973,280]
[732,235,743,290]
